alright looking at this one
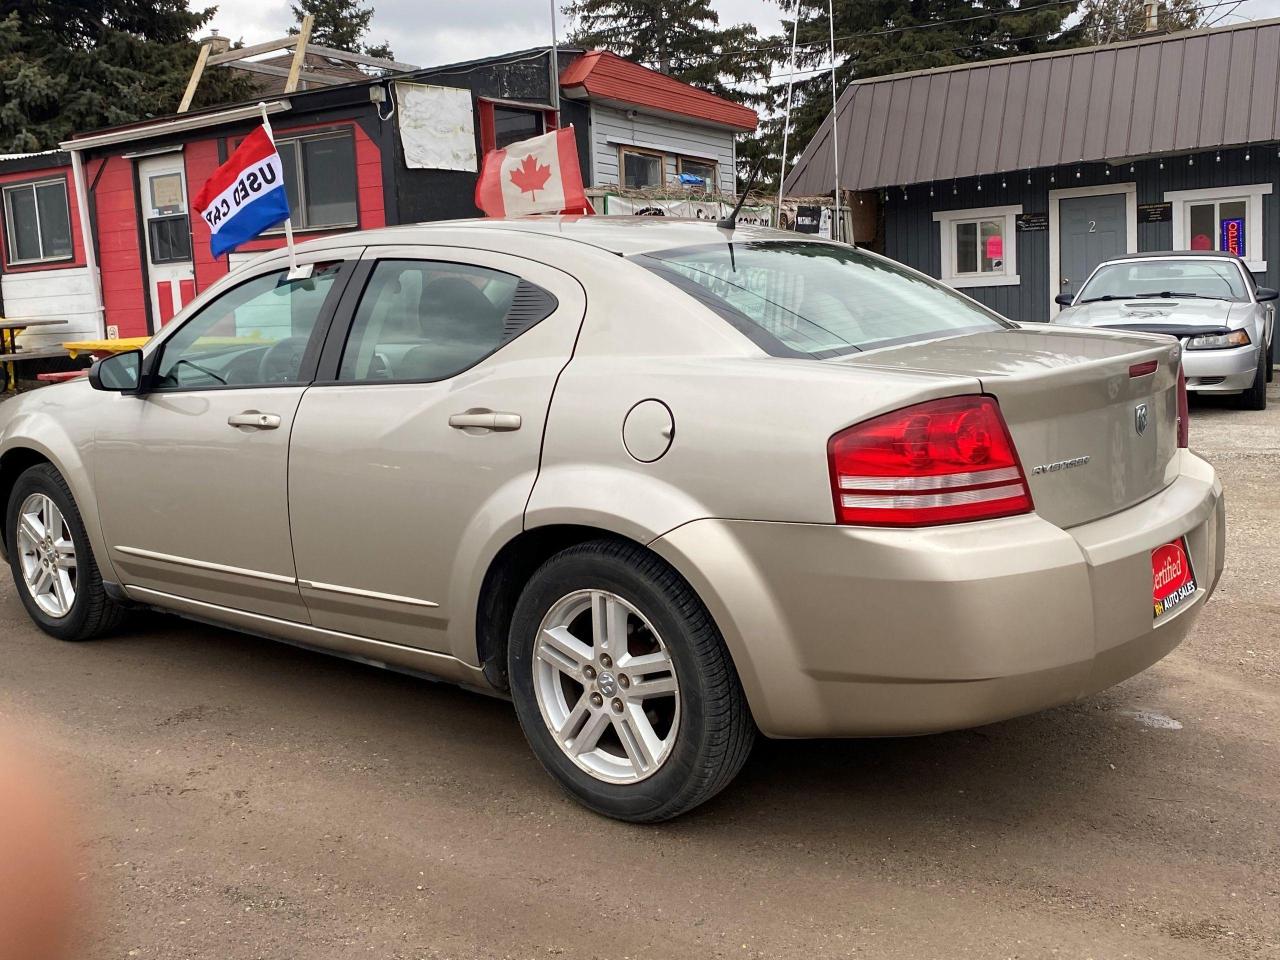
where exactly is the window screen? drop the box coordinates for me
[3,180,73,263]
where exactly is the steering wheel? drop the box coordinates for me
[257,336,310,384]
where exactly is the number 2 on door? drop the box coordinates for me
[1088,220,1097,233]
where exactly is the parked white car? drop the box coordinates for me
[1053,251,1275,409]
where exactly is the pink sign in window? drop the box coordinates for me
[985,234,1003,261]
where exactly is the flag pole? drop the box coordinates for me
[259,101,300,276]
[776,0,801,223]
[827,0,841,242]
[549,0,561,124]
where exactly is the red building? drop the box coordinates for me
[0,47,756,349]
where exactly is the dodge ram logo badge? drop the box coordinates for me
[1135,403,1149,436]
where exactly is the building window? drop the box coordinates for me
[678,156,716,189]
[932,205,1021,288]
[621,147,665,189]
[274,129,358,230]
[494,107,544,150]
[1167,184,1272,271]
[2,178,73,265]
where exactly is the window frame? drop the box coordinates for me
[319,255,559,387]
[476,98,559,156]
[1166,183,1272,272]
[677,156,717,190]
[619,146,667,190]
[250,126,360,234]
[1,176,75,267]
[932,205,1022,288]
[140,257,356,394]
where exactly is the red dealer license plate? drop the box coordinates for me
[1152,537,1197,620]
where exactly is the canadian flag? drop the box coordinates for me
[475,127,591,218]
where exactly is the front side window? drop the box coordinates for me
[154,264,341,389]
[274,130,358,230]
[622,149,664,189]
[337,260,556,382]
[1076,259,1250,303]
[641,241,1010,358]
[3,179,73,264]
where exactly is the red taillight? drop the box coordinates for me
[1129,360,1159,378]
[1176,364,1190,448]
[828,395,1034,527]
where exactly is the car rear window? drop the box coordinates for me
[639,240,1010,358]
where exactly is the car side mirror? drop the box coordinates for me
[1257,286,1278,302]
[1054,293,1075,306]
[88,350,144,393]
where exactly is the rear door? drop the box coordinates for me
[287,246,586,655]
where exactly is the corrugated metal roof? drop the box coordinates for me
[786,18,1280,193]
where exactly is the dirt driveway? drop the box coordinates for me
[1,385,1277,960]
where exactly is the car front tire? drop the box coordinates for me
[508,539,754,822]
[1240,347,1268,410]
[5,464,124,641]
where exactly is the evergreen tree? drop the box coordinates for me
[1078,0,1199,44]
[0,0,251,153]
[744,0,1083,190]
[289,0,395,61]
[562,0,767,102]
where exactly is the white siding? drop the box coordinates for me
[589,104,737,195]
[1,266,99,348]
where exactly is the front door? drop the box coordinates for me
[287,247,586,657]
[94,253,358,622]
[1059,193,1128,302]
[138,154,196,328]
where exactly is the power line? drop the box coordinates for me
[721,0,1249,93]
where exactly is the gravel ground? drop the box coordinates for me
[1,383,1277,960]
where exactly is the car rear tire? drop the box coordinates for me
[5,464,124,641]
[508,539,754,822]
[1239,348,1268,410]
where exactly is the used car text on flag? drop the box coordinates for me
[193,124,291,258]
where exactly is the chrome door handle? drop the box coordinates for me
[448,411,522,432]
[228,412,281,430]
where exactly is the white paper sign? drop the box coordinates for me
[395,82,477,172]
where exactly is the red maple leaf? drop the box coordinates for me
[509,153,552,199]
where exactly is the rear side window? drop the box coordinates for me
[640,241,1009,358]
[337,260,557,382]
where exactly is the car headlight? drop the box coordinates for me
[1185,329,1251,350]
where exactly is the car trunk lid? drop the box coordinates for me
[839,326,1183,529]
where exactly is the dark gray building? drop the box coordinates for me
[785,17,1280,358]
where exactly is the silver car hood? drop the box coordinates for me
[1056,298,1240,329]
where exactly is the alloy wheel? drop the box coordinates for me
[16,493,77,619]
[532,589,680,783]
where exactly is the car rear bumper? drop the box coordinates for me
[1184,343,1257,391]
[651,450,1225,738]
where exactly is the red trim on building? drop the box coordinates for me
[477,100,560,156]
[0,164,86,274]
[559,51,757,132]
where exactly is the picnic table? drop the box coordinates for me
[63,337,152,361]
[0,318,69,392]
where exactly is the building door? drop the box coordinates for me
[138,154,196,329]
[1058,193,1127,301]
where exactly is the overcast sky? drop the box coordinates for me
[206,0,1275,70]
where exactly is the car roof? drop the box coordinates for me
[1102,250,1245,262]
[288,216,804,258]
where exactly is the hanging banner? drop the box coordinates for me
[602,194,773,226]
